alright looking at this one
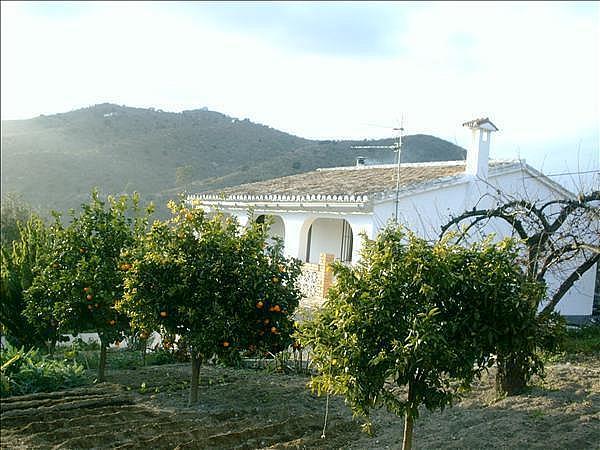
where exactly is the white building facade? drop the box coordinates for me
[190,119,598,322]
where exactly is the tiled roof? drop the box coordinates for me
[462,117,499,131]
[192,161,519,203]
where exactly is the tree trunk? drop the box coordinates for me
[47,338,57,357]
[141,338,147,367]
[496,353,527,396]
[403,381,415,450]
[402,413,414,450]
[188,351,202,406]
[98,337,108,382]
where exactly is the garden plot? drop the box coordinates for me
[1,361,599,449]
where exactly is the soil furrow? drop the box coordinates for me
[1,393,126,413]
[0,384,124,404]
[1,396,134,423]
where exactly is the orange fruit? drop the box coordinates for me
[270,326,278,334]
[83,287,90,293]
[223,341,230,348]
[256,301,264,309]
[86,294,93,301]
[263,318,270,325]
[273,305,281,313]
[94,303,99,308]
[109,319,116,326]
[160,311,168,318]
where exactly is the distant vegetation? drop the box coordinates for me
[1,103,466,216]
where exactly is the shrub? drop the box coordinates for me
[1,344,87,396]
[563,324,600,355]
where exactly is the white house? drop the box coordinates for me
[189,118,598,323]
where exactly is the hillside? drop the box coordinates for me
[1,104,466,216]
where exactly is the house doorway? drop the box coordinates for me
[305,218,353,264]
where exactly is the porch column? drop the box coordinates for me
[347,217,374,263]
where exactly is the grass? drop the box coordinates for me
[563,324,600,355]
[543,323,600,364]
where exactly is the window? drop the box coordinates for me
[340,221,353,263]
[305,224,312,263]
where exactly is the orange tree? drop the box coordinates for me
[25,190,152,381]
[1,214,55,350]
[118,201,302,405]
[299,227,546,450]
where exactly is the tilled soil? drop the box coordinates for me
[1,360,598,449]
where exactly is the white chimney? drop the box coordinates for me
[462,117,499,179]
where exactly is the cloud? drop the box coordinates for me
[180,2,406,58]
[1,0,598,175]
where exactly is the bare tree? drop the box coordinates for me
[440,190,600,317]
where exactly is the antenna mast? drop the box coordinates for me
[350,118,404,223]
[393,119,404,223]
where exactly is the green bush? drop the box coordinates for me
[57,340,183,370]
[1,344,87,396]
[563,324,600,355]
[145,348,183,366]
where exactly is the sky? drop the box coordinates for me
[1,1,599,191]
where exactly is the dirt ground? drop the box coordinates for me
[1,358,598,449]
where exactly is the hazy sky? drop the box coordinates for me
[1,1,598,190]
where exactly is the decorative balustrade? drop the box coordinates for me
[296,253,335,302]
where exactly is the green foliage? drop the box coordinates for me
[120,200,302,359]
[145,348,183,366]
[562,324,600,355]
[55,338,181,370]
[1,214,54,349]
[1,104,466,217]
[118,199,302,403]
[24,189,153,379]
[299,226,547,447]
[1,193,34,246]
[0,344,87,397]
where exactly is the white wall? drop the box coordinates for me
[204,167,596,318]
[373,170,597,317]
[306,218,344,264]
[268,215,285,241]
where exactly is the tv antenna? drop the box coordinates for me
[350,118,405,223]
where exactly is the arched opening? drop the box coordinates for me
[305,218,353,264]
[256,214,285,244]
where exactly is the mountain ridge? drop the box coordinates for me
[1,103,466,216]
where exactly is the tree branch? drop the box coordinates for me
[540,253,600,316]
